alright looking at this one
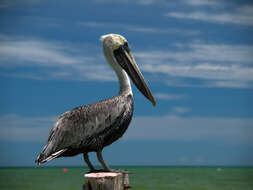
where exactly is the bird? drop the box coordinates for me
[35,34,156,172]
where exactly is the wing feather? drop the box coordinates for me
[40,95,126,158]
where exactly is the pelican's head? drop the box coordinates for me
[101,34,156,106]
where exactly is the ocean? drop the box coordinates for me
[0,166,253,190]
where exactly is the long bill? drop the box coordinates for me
[114,44,156,106]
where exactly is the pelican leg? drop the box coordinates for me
[96,150,111,171]
[83,153,95,172]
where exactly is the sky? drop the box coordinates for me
[0,0,253,167]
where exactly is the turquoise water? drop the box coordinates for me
[0,167,253,190]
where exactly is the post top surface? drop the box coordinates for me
[85,172,122,178]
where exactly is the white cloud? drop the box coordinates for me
[1,35,253,88]
[1,35,252,88]
[78,22,199,36]
[208,80,252,89]
[154,93,188,100]
[142,63,253,84]
[136,43,253,63]
[166,5,253,26]
[0,114,56,142]
[135,42,253,88]
[1,114,253,145]
[183,0,219,6]
[0,40,85,65]
[92,1,253,26]
[0,0,42,9]
[137,0,155,5]
[0,35,115,81]
[170,106,191,114]
[93,0,218,7]
[125,115,253,144]
[93,0,161,5]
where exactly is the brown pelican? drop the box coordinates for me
[35,34,156,171]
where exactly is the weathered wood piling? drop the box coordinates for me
[84,172,131,190]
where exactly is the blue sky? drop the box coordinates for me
[0,0,253,166]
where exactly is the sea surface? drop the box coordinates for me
[0,166,253,190]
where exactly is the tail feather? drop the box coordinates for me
[35,149,67,166]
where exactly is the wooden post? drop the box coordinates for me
[84,172,131,190]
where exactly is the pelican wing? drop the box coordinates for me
[37,95,128,163]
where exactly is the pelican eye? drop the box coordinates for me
[123,42,130,53]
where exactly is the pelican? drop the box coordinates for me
[35,34,156,171]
